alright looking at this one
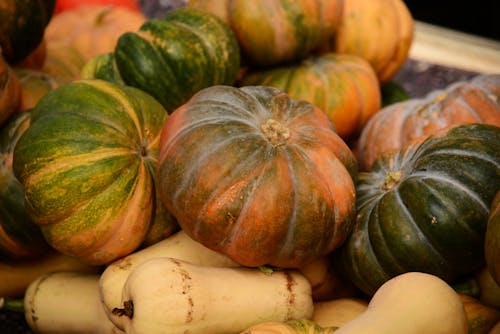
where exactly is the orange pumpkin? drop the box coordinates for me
[320,0,414,83]
[0,52,21,126]
[44,5,146,62]
[356,74,500,171]
[240,53,381,140]
[40,42,86,80]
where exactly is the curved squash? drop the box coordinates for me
[12,79,174,265]
[486,190,500,286]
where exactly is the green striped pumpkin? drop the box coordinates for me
[13,79,173,265]
[335,123,500,296]
[485,190,500,286]
[0,110,49,259]
[113,7,240,113]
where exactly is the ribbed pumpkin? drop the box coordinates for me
[44,5,146,62]
[12,79,174,265]
[486,190,500,286]
[13,68,70,111]
[319,0,413,83]
[40,42,86,80]
[157,85,358,268]
[0,0,55,63]
[188,0,344,67]
[0,53,22,126]
[113,7,240,113]
[0,110,50,259]
[335,123,500,296]
[356,74,500,171]
[240,53,381,140]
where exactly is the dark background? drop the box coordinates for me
[403,0,500,41]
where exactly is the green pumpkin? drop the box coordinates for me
[0,110,49,259]
[486,190,500,286]
[335,123,500,296]
[113,7,240,112]
[13,79,175,265]
[0,0,55,63]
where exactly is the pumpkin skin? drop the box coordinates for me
[188,0,344,67]
[0,0,55,64]
[114,7,240,113]
[0,110,50,259]
[40,42,86,80]
[319,0,413,83]
[485,190,500,286]
[335,123,500,296]
[356,74,500,171]
[54,0,141,15]
[157,85,358,268]
[44,5,146,62]
[12,79,173,265]
[240,53,381,140]
[0,53,22,126]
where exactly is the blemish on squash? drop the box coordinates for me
[285,272,296,320]
[261,118,290,147]
[112,300,134,319]
[431,216,438,224]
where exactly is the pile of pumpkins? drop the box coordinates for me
[1,0,500,333]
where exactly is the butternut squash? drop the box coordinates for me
[459,294,500,334]
[312,298,368,328]
[0,251,100,298]
[110,257,314,334]
[100,230,239,325]
[21,271,122,333]
[334,272,468,334]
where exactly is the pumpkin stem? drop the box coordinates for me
[0,297,24,313]
[112,300,134,319]
[382,171,403,191]
[260,119,290,147]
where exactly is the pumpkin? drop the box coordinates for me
[13,38,47,70]
[54,0,141,15]
[13,67,70,111]
[12,79,173,265]
[486,190,500,286]
[240,53,381,140]
[81,52,124,85]
[0,110,49,259]
[356,74,500,171]
[113,7,240,113]
[459,294,500,334]
[0,52,22,126]
[44,4,146,62]
[318,0,413,83]
[188,0,344,67]
[157,85,358,269]
[0,0,55,64]
[40,42,86,80]
[334,123,500,296]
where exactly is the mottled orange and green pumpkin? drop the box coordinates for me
[157,85,358,269]
[12,79,174,265]
[240,53,381,140]
[189,0,344,67]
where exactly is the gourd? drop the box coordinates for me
[12,79,174,265]
[44,4,146,62]
[333,272,467,334]
[335,123,500,296]
[13,68,69,110]
[476,268,500,309]
[20,272,123,334]
[240,53,381,140]
[0,0,55,64]
[486,190,500,286]
[312,298,368,328]
[99,230,239,326]
[318,0,414,83]
[54,0,141,15]
[110,257,314,334]
[459,294,500,334]
[112,7,240,112]
[157,85,358,269]
[40,42,86,80]
[0,52,22,126]
[0,251,100,298]
[188,0,344,67]
[356,74,500,171]
[240,319,337,334]
[0,110,49,259]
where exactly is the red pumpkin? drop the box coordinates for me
[157,85,358,269]
[53,0,141,15]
